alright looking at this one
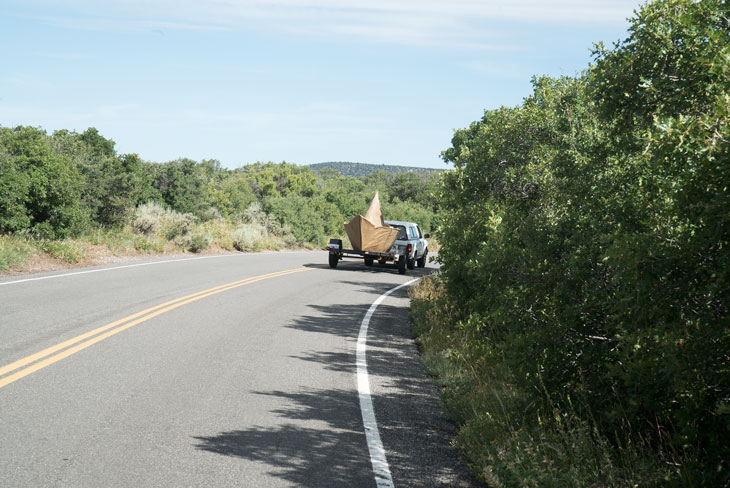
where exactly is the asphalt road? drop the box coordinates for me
[0,251,477,487]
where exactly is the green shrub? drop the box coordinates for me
[132,235,165,253]
[232,224,265,252]
[161,212,195,240]
[188,232,211,253]
[132,202,165,235]
[242,202,281,234]
[172,233,191,250]
[197,206,223,222]
[132,202,196,239]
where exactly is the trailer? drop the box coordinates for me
[326,238,410,274]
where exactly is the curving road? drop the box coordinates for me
[0,251,476,487]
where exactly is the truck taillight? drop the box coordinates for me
[326,246,330,251]
[407,244,412,253]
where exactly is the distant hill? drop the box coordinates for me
[309,161,443,177]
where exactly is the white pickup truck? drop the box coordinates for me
[326,220,429,275]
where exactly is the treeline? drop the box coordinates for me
[416,0,728,485]
[0,125,440,265]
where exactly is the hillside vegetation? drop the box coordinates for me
[0,128,440,272]
[412,0,729,485]
[309,161,442,177]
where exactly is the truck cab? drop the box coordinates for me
[384,220,429,269]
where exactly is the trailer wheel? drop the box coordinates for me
[397,255,407,275]
[329,253,339,269]
[364,256,374,266]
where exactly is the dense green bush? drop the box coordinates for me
[0,126,89,238]
[0,154,31,232]
[264,194,333,246]
[215,174,257,218]
[50,128,149,227]
[436,0,729,484]
[152,158,209,216]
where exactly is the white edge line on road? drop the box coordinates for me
[0,252,312,287]
[357,277,420,488]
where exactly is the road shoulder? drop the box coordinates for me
[365,283,481,487]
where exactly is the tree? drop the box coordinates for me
[51,128,150,227]
[0,148,31,232]
[0,126,88,238]
[154,158,209,215]
[437,0,730,483]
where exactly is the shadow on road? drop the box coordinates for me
[287,300,410,377]
[193,265,478,487]
[193,387,372,487]
[282,285,477,486]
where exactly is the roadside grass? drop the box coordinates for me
[409,276,670,488]
[201,219,236,251]
[41,240,86,263]
[0,202,306,275]
[84,228,137,254]
[0,234,40,271]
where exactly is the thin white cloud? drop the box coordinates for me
[34,16,228,33]
[280,9,505,49]
[16,0,640,48]
[184,0,638,24]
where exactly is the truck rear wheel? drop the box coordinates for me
[397,255,407,275]
[407,258,415,270]
[329,253,339,268]
[417,249,428,268]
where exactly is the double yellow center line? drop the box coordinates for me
[0,267,312,389]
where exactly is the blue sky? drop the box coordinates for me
[1,0,644,169]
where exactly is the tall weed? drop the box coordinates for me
[42,240,86,263]
[0,234,37,270]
